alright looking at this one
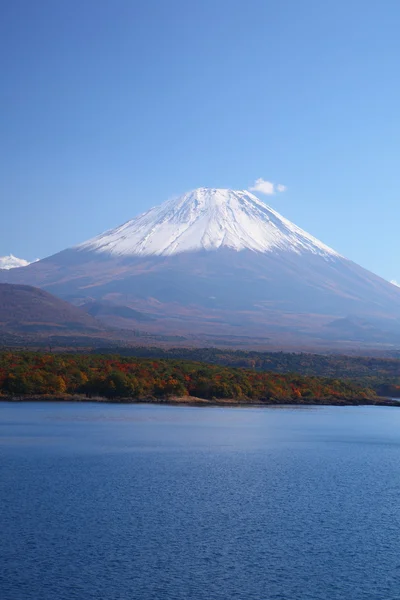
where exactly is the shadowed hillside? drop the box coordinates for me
[0,284,104,334]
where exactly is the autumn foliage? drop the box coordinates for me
[0,351,377,402]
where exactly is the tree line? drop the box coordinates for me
[93,347,400,397]
[0,351,378,402]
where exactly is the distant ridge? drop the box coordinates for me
[0,254,33,270]
[0,283,104,335]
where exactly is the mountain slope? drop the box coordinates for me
[0,284,104,334]
[2,188,400,346]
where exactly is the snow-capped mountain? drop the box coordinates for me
[0,254,32,270]
[77,188,338,257]
[2,188,400,348]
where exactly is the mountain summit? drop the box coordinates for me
[2,187,400,348]
[77,188,338,257]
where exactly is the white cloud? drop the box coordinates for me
[390,280,400,287]
[249,178,287,195]
[0,254,38,270]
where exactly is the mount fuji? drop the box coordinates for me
[77,188,338,258]
[2,188,400,347]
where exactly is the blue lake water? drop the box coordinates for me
[2,402,400,600]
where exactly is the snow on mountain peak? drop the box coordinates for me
[0,254,33,270]
[77,188,339,258]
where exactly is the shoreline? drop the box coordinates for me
[1,394,399,407]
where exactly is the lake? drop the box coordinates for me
[1,402,400,600]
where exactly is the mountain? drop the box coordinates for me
[77,188,337,257]
[2,188,400,348]
[0,283,105,337]
[80,299,154,329]
[0,254,34,270]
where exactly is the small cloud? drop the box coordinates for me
[0,254,38,270]
[390,280,400,287]
[249,178,287,195]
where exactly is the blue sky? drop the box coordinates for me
[1,0,400,282]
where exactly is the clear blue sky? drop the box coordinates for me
[1,0,400,282]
